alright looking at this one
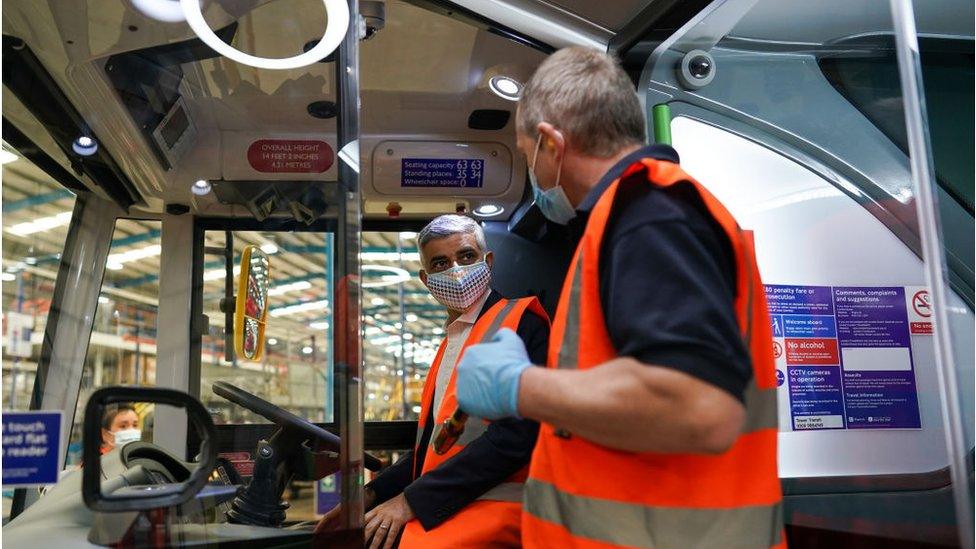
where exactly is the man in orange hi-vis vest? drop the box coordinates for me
[318,215,550,549]
[455,47,785,549]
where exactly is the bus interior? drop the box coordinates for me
[0,0,973,547]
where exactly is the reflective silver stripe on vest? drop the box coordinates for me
[476,482,524,503]
[557,251,584,370]
[525,478,783,549]
[742,380,778,434]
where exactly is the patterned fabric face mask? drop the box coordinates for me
[425,261,491,312]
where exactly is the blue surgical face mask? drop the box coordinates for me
[529,135,576,225]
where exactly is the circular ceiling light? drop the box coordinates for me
[180,0,349,70]
[473,203,504,217]
[191,179,212,196]
[488,75,522,101]
[72,136,98,156]
[131,0,185,22]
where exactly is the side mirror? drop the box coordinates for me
[82,386,217,512]
[235,245,271,361]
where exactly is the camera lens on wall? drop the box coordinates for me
[677,49,716,90]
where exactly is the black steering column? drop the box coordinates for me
[212,381,381,527]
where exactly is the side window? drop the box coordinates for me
[1,144,77,519]
[65,219,162,467]
[1,148,77,408]
[362,231,446,421]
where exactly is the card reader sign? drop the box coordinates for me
[402,158,484,188]
[2,411,61,486]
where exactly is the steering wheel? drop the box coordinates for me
[212,381,382,471]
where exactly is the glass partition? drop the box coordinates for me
[638,0,973,545]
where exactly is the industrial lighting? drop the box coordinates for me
[180,0,349,70]
[370,297,385,306]
[260,243,279,254]
[267,338,278,345]
[203,265,241,281]
[309,320,330,330]
[360,251,420,262]
[302,345,314,355]
[0,150,18,164]
[270,299,328,317]
[6,211,73,236]
[1,273,15,282]
[268,280,312,296]
[107,244,162,267]
[406,313,418,322]
[191,179,212,196]
[432,327,444,335]
[473,203,504,217]
[488,75,523,101]
[361,265,411,288]
[72,136,98,156]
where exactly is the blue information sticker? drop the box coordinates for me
[401,158,484,188]
[2,411,62,486]
[316,472,341,515]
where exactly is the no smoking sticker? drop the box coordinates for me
[906,286,933,335]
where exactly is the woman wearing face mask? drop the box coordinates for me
[101,404,141,454]
[316,215,550,549]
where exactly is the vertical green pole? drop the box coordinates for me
[652,103,672,145]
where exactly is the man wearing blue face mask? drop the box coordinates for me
[332,214,550,549]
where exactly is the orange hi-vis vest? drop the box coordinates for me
[522,158,786,549]
[399,296,550,549]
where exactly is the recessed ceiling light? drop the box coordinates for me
[302,346,314,355]
[131,0,185,22]
[72,136,98,156]
[191,179,212,196]
[489,75,522,101]
[268,338,278,345]
[473,203,504,217]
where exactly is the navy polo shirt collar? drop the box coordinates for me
[576,144,680,214]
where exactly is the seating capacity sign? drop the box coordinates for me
[767,285,925,431]
[401,158,485,188]
[2,411,62,486]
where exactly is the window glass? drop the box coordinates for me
[64,219,162,467]
[199,230,334,425]
[362,231,446,421]
[1,143,77,518]
[818,36,975,212]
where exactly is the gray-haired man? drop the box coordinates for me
[320,215,550,549]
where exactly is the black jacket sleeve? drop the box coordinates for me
[364,450,415,507]
[402,310,549,530]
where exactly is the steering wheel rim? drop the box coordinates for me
[212,381,382,471]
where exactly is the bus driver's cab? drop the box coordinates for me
[1,0,973,548]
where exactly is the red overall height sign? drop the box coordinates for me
[247,139,334,173]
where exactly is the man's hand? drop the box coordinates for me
[364,493,414,549]
[456,328,533,420]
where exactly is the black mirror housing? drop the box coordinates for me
[82,386,217,512]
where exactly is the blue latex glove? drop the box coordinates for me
[456,328,533,420]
